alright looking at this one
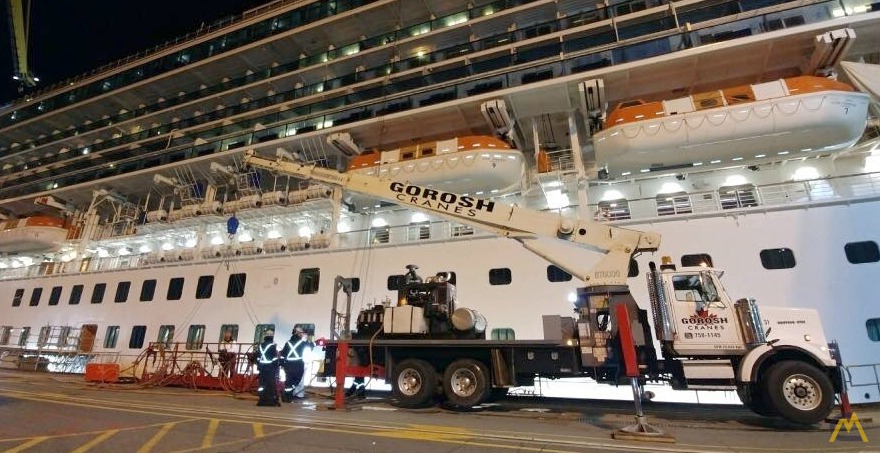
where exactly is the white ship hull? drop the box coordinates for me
[2,198,878,403]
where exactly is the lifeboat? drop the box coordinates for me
[593,76,870,174]
[346,135,524,195]
[0,216,73,254]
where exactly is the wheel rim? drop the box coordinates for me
[449,367,478,397]
[397,368,423,396]
[781,373,822,411]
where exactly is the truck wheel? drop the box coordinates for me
[442,359,490,409]
[736,383,777,416]
[391,359,437,408]
[763,360,834,425]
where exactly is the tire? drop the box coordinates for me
[763,360,834,425]
[442,359,491,409]
[736,383,777,417]
[391,359,437,408]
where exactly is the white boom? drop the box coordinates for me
[243,150,660,287]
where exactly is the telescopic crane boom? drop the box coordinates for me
[243,149,660,288]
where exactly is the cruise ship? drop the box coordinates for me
[1,0,879,405]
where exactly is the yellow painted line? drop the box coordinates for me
[253,423,265,438]
[201,418,220,448]
[137,422,177,453]
[4,436,48,453]
[71,429,119,453]
[172,426,301,453]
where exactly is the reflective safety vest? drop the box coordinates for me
[285,339,305,361]
[258,343,277,364]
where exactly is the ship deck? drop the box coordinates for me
[0,369,876,452]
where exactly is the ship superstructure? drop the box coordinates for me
[0,0,879,403]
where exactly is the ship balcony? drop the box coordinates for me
[3,0,875,205]
[3,0,874,166]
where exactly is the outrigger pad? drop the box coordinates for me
[611,416,676,443]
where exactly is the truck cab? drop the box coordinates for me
[648,262,841,425]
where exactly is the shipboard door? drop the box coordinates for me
[667,273,744,355]
[80,324,97,353]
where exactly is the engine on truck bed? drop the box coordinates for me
[355,265,487,339]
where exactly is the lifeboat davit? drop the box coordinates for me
[346,135,524,195]
[0,216,72,254]
[593,76,870,174]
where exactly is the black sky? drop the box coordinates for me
[1,0,269,105]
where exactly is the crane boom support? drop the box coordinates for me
[243,150,660,286]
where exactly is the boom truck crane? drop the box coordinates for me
[243,149,843,425]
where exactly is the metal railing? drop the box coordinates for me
[844,363,880,400]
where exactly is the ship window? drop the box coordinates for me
[129,325,147,349]
[682,254,714,268]
[489,268,512,285]
[408,221,430,241]
[167,277,185,300]
[655,192,692,216]
[451,224,474,236]
[104,326,120,349]
[421,148,434,157]
[196,275,214,299]
[719,184,758,209]
[298,268,320,294]
[845,241,879,264]
[219,324,239,342]
[254,324,275,343]
[186,325,206,350]
[29,288,43,306]
[491,328,516,340]
[69,285,83,305]
[158,325,175,348]
[91,283,107,304]
[0,326,10,345]
[227,273,247,297]
[115,282,131,303]
[140,279,156,301]
[760,248,796,270]
[387,275,405,291]
[12,288,24,307]
[868,319,880,342]
[596,199,632,220]
[402,152,415,159]
[49,286,62,306]
[547,265,573,282]
[370,226,390,244]
[19,327,30,347]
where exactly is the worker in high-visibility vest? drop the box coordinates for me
[280,326,313,401]
[255,330,281,407]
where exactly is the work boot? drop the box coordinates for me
[355,386,366,399]
[344,383,358,397]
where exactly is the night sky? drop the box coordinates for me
[0,0,269,105]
